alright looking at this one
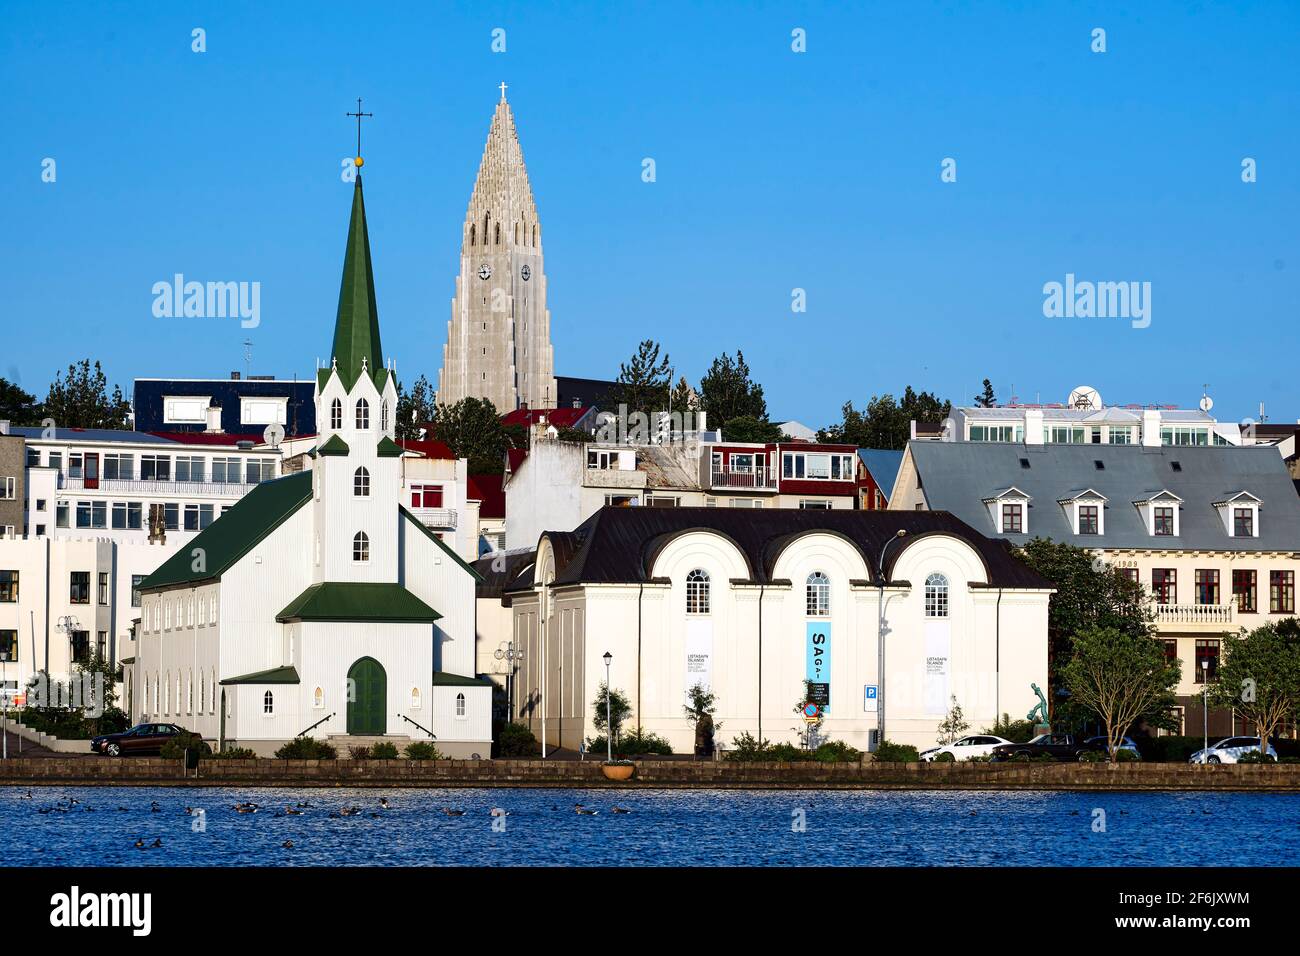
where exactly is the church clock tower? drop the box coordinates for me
[437,85,557,411]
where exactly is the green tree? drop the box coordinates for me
[0,377,43,424]
[818,387,951,449]
[591,681,632,748]
[697,350,769,431]
[44,359,132,429]
[1210,621,1300,745]
[1061,626,1182,761]
[609,340,671,415]
[935,695,970,745]
[669,375,696,413]
[721,414,785,443]
[395,374,437,441]
[974,378,996,408]
[429,397,517,474]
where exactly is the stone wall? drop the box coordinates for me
[2,758,1299,790]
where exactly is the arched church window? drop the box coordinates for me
[483,213,490,241]
[515,222,520,244]
[806,571,831,617]
[924,573,949,618]
[533,224,539,245]
[455,692,466,717]
[353,532,370,562]
[313,687,324,709]
[355,398,370,430]
[263,690,274,714]
[686,568,711,615]
[411,687,422,709]
[353,467,370,497]
[381,400,389,433]
[330,398,342,430]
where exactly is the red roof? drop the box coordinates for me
[506,447,528,473]
[397,438,457,460]
[148,431,291,446]
[467,473,505,519]
[500,407,589,429]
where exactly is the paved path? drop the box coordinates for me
[0,727,62,758]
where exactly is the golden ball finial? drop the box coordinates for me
[354,156,364,168]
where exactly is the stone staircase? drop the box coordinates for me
[327,734,412,754]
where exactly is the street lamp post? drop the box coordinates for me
[876,530,907,751]
[603,651,613,761]
[493,642,525,720]
[1202,657,1210,762]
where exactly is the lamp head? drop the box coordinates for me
[603,652,612,665]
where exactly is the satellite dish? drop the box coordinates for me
[1199,394,1214,413]
[1067,386,1102,410]
[263,423,286,448]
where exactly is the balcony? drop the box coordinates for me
[409,507,458,530]
[710,467,778,491]
[60,477,257,498]
[1153,602,1237,631]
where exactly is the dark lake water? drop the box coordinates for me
[4,786,1298,866]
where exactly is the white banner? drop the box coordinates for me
[923,620,950,715]
[684,619,712,703]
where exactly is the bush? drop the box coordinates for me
[873,740,919,763]
[274,737,337,759]
[495,721,538,758]
[1077,749,1106,763]
[160,731,211,761]
[724,731,774,761]
[404,741,442,759]
[933,751,956,763]
[983,713,1036,743]
[1237,750,1276,764]
[586,730,674,756]
[813,740,862,763]
[210,747,257,760]
[348,745,372,759]
[369,741,399,759]
[1116,748,1140,762]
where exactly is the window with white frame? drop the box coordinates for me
[354,467,370,497]
[806,571,830,616]
[686,568,710,615]
[330,398,343,430]
[455,692,466,717]
[263,690,274,714]
[353,532,370,562]
[355,399,370,430]
[924,573,949,618]
[381,401,390,433]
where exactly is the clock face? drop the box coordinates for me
[478,263,492,280]
[521,265,531,281]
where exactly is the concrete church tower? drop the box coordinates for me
[437,86,556,411]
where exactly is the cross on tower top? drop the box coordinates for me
[346,97,373,165]
[499,81,508,101]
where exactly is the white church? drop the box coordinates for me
[133,173,493,757]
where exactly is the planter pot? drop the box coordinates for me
[601,763,635,781]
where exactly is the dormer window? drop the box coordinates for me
[983,486,1031,535]
[1213,491,1260,538]
[1154,507,1175,535]
[1058,489,1107,536]
[1135,490,1182,538]
[1079,505,1099,535]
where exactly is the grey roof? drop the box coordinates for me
[954,406,1214,423]
[11,426,180,444]
[907,441,1300,552]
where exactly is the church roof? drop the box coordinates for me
[220,666,301,685]
[432,671,495,687]
[318,434,350,456]
[400,506,485,581]
[140,471,313,591]
[325,175,389,393]
[276,582,442,623]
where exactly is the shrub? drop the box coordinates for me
[210,747,257,760]
[1116,748,1140,762]
[370,741,399,759]
[873,740,920,763]
[933,751,956,763]
[813,740,862,763]
[348,745,372,759]
[983,713,1036,743]
[768,742,812,762]
[1077,749,1106,762]
[404,741,442,760]
[587,730,674,756]
[724,731,774,761]
[1237,750,1276,764]
[1135,735,1211,763]
[160,731,212,762]
[275,737,337,759]
[495,721,538,758]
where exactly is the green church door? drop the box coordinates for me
[347,657,387,735]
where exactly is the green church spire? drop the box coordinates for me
[328,174,387,391]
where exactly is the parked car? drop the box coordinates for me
[1084,735,1142,760]
[1188,737,1277,764]
[989,733,1105,762]
[91,723,188,757]
[919,735,1013,762]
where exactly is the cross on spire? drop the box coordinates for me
[499,81,508,101]
[346,97,373,160]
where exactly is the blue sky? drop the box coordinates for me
[3,1,1297,429]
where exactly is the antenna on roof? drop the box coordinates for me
[243,339,253,378]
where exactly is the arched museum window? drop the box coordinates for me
[806,571,831,617]
[456,692,466,717]
[924,572,950,618]
[686,568,711,615]
[353,531,370,562]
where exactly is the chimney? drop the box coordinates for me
[1024,409,1044,445]
[230,371,241,381]
[1142,409,1161,447]
[205,404,223,434]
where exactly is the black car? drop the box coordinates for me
[989,733,1106,762]
[91,723,187,757]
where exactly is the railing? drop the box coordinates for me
[710,467,778,490]
[296,712,335,738]
[398,713,436,739]
[1153,602,1236,626]
[61,477,258,497]
[408,507,458,530]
